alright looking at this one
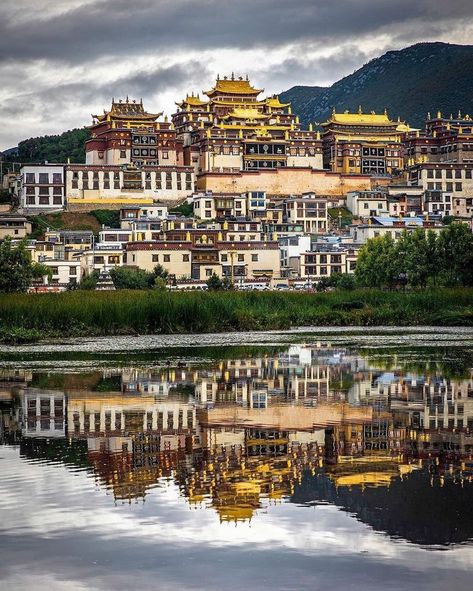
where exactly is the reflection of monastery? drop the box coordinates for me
[3,348,473,529]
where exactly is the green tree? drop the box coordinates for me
[0,238,37,292]
[206,273,224,290]
[110,267,155,289]
[79,271,99,290]
[330,273,356,290]
[437,223,473,286]
[355,234,399,289]
[152,264,169,280]
[170,202,193,217]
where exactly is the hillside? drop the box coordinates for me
[280,42,473,128]
[10,127,90,164]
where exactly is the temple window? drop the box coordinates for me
[25,173,35,184]
[39,173,49,184]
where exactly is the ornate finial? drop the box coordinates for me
[246,74,249,81]
[358,105,362,115]
[437,110,441,118]
[458,110,462,118]
[397,116,400,122]
[309,122,313,131]
[384,107,388,116]
[332,106,336,116]
[316,130,321,140]
[427,111,431,120]
[140,98,143,105]
[450,113,453,120]
[164,115,168,122]
[217,73,220,80]
[231,72,234,80]
[126,95,129,102]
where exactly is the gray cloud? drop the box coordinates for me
[1,0,473,63]
[1,0,473,149]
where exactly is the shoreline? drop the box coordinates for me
[0,288,472,344]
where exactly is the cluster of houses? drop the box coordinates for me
[1,79,472,289]
[0,186,450,291]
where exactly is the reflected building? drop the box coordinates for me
[3,346,473,529]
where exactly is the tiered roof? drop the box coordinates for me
[204,75,263,98]
[323,108,400,127]
[93,98,162,123]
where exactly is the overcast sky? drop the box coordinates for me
[1,0,473,150]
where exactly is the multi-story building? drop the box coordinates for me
[86,98,181,167]
[404,111,473,166]
[408,162,473,199]
[173,75,323,175]
[284,197,328,233]
[321,108,406,175]
[346,190,388,219]
[20,164,65,212]
[299,242,359,280]
[125,236,280,281]
[350,216,444,244]
[278,235,311,277]
[0,214,32,239]
[66,162,194,205]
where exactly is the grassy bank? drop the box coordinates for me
[0,289,472,343]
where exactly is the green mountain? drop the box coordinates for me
[280,42,473,128]
[10,127,90,164]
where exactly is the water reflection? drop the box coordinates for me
[1,343,473,549]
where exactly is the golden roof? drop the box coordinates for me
[93,99,162,123]
[266,96,290,109]
[205,76,263,97]
[324,110,398,127]
[176,94,208,108]
[222,108,269,121]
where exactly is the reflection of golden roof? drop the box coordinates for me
[217,506,255,522]
[205,77,263,97]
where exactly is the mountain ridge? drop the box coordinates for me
[280,42,473,128]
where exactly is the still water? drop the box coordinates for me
[1,327,473,590]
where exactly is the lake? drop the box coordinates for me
[1,327,473,590]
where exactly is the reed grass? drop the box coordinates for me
[0,288,472,342]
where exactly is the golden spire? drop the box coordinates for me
[437,110,442,119]
[308,122,313,131]
[358,105,362,115]
[316,130,320,140]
